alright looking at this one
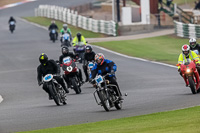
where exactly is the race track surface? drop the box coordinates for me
[1,1,200,133]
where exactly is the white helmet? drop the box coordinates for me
[182,44,190,57]
[189,38,197,48]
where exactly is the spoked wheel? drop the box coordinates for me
[188,76,197,94]
[98,90,110,111]
[48,84,60,105]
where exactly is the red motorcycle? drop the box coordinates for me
[61,57,82,94]
[176,59,200,94]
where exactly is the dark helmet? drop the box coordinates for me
[62,46,69,55]
[85,45,92,53]
[77,32,81,41]
[39,53,48,65]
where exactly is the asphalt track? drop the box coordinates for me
[1,1,200,133]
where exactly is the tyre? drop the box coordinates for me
[48,84,60,105]
[188,76,197,94]
[71,78,81,94]
[114,101,122,110]
[98,90,110,111]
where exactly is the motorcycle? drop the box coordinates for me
[87,61,95,80]
[9,21,15,33]
[176,59,200,94]
[50,29,57,43]
[43,74,67,105]
[62,56,82,94]
[93,74,122,111]
[192,50,200,58]
[61,33,71,47]
[73,42,86,63]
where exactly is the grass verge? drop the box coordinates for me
[91,35,197,65]
[17,106,200,133]
[23,17,107,38]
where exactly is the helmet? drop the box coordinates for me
[63,24,67,30]
[95,53,104,65]
[62,46,69,55]
[189,38,197,48]
[39,53,48,65]
[182,44,190,57]
[85,45,92,53]
[77,32,81,41]
[51,20,55,24]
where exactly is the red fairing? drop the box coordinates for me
[64,66,77,75]
[63,60,73,66]
[180,61,200,90]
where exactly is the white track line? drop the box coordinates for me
[0,95,3,103]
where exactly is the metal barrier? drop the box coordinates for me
[35,5,117,36]
[174,21,200,38]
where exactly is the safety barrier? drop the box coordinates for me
[35,5,117,36]
[174,21,200,38]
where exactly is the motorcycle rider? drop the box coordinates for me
[48,20,58,40]
[60,24,72,43]
[37,53,69,99]
[178,44,200,76]
[189,38,200,55]
[83,45,96,82]
[72,32,87,47]
[59,47,84,88]
[8,16,16,24]
[90,53,123,100]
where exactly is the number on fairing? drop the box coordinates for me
[43,74,53,82]
[51,29,56,33]
[63,57,71,64]
[95,75,103,84]
[10,21,15,25]
[88,62,94,68]
[63,34,69,40]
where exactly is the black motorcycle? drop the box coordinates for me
[50,29,57,43]
[61,33,71,47]
[43,74,67,105]
[9,21,15,33]
[93,74,122,111]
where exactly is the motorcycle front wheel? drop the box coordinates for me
[48,84,60,105]
[98,90,110,112]
[188,76,197,94]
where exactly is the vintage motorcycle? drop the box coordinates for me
[176,59,200,94]
[87,61,95,80]
[93,74,122,111]
[43,74,67,105]
[50,29,57,43]
[73,42,86,63]
[62,57,82,94]
[61,33,71,47]
[9,21,15,33]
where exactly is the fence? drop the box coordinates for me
[35,5,117,36]
[174,21,200,38]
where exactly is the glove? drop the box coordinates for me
[38,81,43,86]
[110,70,115,75]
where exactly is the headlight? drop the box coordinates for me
[186,69,190,73]
[67,66,73,72]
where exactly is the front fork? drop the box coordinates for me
[183,71,199,89]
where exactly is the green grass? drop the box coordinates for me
[173,0,196,5]
[92,35,197,65]
[23,17,107,38]
[17,106,200,133]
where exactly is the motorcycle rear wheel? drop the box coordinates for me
[188,76,197,94]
